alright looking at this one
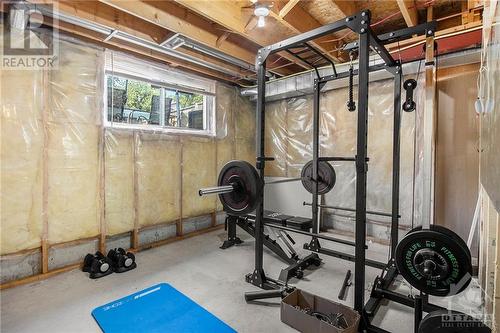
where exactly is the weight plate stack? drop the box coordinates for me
[218,160,263,215]
[395,225,472,297]
[301,160,336,195]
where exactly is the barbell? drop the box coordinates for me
[198,159,336,216]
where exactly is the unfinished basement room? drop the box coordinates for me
[0,0,499,332]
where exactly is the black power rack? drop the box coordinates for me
[247,9,444,333]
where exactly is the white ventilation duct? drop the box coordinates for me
[240,48,481,101]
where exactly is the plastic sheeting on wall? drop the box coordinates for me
[216,84,236,211]
[0,35,255,255]
[136,133,182,226]
[1,69,44,254]
[435,65,480,247]
[213,84,256,211]
[46,40,103,244]
[265,100,287,176]
[286,97,313,177]
[264,78,418,227]
[235,93,256,165]
[104,130,135,235]
[182,137,217,218]
[479,2,500,211]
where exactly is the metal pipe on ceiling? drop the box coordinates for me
[35,5,254,81]
[180,37,276,78]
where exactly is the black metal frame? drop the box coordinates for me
[247,9,442,333]
[221,215,322,283]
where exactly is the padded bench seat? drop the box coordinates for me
[245,210,312,231]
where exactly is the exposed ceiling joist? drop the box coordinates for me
[36,14,249,83]
[43,0,170,43]
[270,1,343,62]
[329,0,357,17]
[99,1,252,66]
[26,0,253,83]
[396,0,418,27]
[174,0,314,70]
[100,0,294,76]
[278,0,301,18]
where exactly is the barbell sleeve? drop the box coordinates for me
[198,184,234,196]
[244,289,284,302]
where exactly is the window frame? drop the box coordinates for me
[103,54,216,137]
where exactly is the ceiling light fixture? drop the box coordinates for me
[257,16,266,28]
[254,5,270,28]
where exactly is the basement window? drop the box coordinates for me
[104,51,215,135]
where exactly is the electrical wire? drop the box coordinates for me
[320,0,436,44]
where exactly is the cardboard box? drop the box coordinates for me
[281,289,360,333]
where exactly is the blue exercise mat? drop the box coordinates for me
[92,283,236,333]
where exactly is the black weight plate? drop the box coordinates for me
[218,160,263,216]
[395,229,472,297]
[410,225,471,260]
[301,160,336,195]
[419,310,491,333]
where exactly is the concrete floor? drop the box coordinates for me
[0,229,484,333]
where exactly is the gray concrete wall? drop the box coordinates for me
[182,215,213,234]
[322,212,411,243]
[139,224,177,247]
[48,239,99,271]
[0,213,220,284]
[0,250,41,284]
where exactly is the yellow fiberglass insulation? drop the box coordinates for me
[136,133,181,227]
[1,69,44,254]
[104,130,135,235]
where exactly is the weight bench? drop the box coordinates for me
[250,210,313,231]
[221,210,321,283]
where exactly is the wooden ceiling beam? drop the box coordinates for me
[26,0,253,83]
[270,2,344,62]
[329,0,357,17]
[174,0,313,70]
[396,0,418,27]
[386,19,483,51]
[99,1,251,65]
[278,0,301,18]
[37,0,170,43]
[100,0,294,76]
[42,15,248,84]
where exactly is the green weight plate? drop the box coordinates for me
[395,228,472,297]
[410,225,471,261]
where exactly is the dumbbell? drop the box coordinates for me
[82,251,113,279]
[107,248,137,273]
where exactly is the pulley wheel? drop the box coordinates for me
[418,310,491,333]
[218,160,262,216]
[301,160,336,195]
[395,226,472,297]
